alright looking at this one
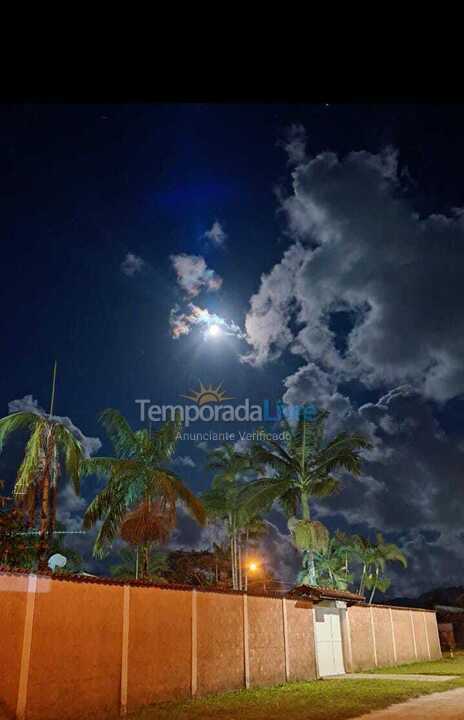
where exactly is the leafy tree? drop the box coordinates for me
[202,443,267,590]
[240,408,371,586]
[165,546,231,586]
[110,545,168,582]
[82,410,205,566]
[0,386,85,568]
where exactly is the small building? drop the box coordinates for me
[435,604,464,648]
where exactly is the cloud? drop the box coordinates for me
[170,253,222,297]
[8,395,101,458]
[296,386,464,596]
[280,123,308,166]
[121,252,145,277]
[204,220,227,248]
[170,303,245,340]
[242,145,464,403]
[172,455,196,468]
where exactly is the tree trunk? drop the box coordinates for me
[358,565,366,596]
[300,491,317,585]
[230,533,236,590]
[135,547,139,579]
[369,567,379,604]
[141,544,150,579]
[238,534,242,591]
[244,529,249,592]
[38,472,51,571]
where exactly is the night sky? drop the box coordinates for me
[1,103,464,597]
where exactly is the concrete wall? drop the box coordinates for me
[347,604,442,672]
[0,573,441,720]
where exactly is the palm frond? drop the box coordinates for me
[98,409,139,458]
[151,414,182,461]
[238,477,292,517]
[55,424,85,495]
[0,411,40,453]
[159,470,206,525]
[14,419,45,497]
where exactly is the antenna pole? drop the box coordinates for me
[49,360,57,416]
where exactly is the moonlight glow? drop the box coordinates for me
[207,323,222,338]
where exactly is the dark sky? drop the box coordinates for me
[1,103,464,597]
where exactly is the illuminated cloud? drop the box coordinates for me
[170,303,245,340]
[204,220,227,247]
[170,253,222,297]
[8,395,101,458]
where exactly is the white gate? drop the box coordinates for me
[314,607,345,677]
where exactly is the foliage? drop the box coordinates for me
[351,532,407,602]
[202,443,267,590]
[0,410,85,566]
[289,518,330,553]
[82,410,205,561]
[311,534,354,590]
[165,546,231,586]
[239,408,371,585]
[109,546,168,582]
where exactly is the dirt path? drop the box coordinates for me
[353,687,464,719]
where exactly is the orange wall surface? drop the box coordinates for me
[371,607,396,667]
[0,574,443,720]
[0,574,28,719]
[348,605,376,670]
[425,610,442,659]
[26,578,123,720]
[391,608,415,663]
[285,600,317,681]
[196,591,245,695]
[248,596,285,687]
[128,587,192,709]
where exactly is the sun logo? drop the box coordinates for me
[181,381,234,406]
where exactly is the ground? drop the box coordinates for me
[133,653,464,720]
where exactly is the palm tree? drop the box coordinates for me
[202,443,266,590]
[240,408,371,586]
[0,367,85,568]
[354,532,407,603]
[313,534,354,590]
[120,497,175,578]
[82,409,205,562]
[110,545,168,582]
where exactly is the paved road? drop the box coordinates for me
[353,687,464,719]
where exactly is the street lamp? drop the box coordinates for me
[245,558,260,592]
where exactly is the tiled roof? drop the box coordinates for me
[289,584,365,604]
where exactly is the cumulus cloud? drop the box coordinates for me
[8,395,101,458]
[301,386,464,596]
[243,146,464,404]
[170,253,222,297]
[170,303,245,340]
[204,220,227,248]
[121,252,145,277]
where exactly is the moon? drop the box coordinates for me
[207,323,222,338]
